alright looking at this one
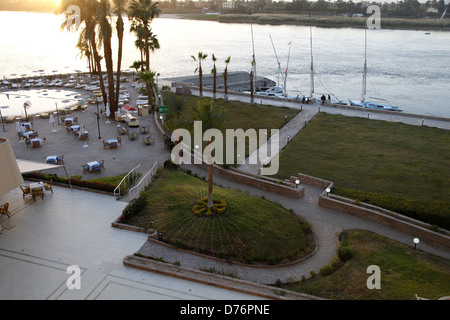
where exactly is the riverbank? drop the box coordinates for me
[188,13,450,31]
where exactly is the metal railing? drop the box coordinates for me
[128,161,160,197]
[114,163,141,197]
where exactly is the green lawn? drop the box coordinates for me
[162,93,299,162]
[123,167,314,265]
[276,112,450,203]
[283,229,450,300]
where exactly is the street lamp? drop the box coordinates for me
[0,106,9,132]
[326,187,331,196]
[96,99,101,139]
[413,237,420,250]
[295,179,300,189]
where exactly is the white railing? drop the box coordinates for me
[128,161,160,197]
[114,163,142,197]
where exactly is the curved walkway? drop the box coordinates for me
[133,82,450,285]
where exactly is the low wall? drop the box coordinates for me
[318,193,450,250]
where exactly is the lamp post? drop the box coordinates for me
[0,106,9,132]
[96,99,101,139]
[413,237,420,250]
[295,179,300,189]
[326,187,331,197]
[55,102,60,125]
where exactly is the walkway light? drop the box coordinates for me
[413,237,420,250]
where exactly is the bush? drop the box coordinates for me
[338,245,354,262]
[122,196,147,220]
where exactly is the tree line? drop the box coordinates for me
[58,0,161,115]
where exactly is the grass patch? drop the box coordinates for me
[283,229,450,300]
[122,167,314,265]
[163,93,299,163]
[275,112,450,228]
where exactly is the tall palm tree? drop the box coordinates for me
[138,70,156,112]
[193,99,225,208]
[211,54,217,99]
[97,0,116,112]
[192,52,208,97]
[222,56,231,101]
[58,0,108,104]
[112,0,128,107]
[128,0,161,71]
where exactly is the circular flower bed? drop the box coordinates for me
[192,198,227,217]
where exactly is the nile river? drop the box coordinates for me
[0,11,449,117]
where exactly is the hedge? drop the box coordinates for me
[22,172,116,193]
[333,187,450,231]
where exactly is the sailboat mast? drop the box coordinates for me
[284,41,291,97]
[310,26,314,98]
[269,33,281,87]
[250,14,257,93]
[362,27,367,102]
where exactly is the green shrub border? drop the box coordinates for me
[333,187,450,231]
[22,172,116,193]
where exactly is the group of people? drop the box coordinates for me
[320,94,331,105]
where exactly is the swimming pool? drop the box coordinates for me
[0,88,90,117]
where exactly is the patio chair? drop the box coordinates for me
[80,133,89,141]
[17,131,24,140]
[20,185,31,199]
[109,141,118,149]
[57,155,64,164]
[103,140,109,149]
[140,126,149,134]
[82,164,90,173]
[24,138,31,148]
[43,181,53,194]
[32,140,41,148]
[117,136,122,144]
[32,187,44,201]
[128,133,138,141]
[99,160,105,169]
[0,203,10,218]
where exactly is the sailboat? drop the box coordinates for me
[349,28,401,111]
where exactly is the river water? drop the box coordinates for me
[0,11,449,117]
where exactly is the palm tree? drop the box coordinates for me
[193,99,225,208]
[58,0,108,104]
[222,56,231,101]
[138,70,156,112]
[128,0,161,71]
[211,54,217,99]
[192,52,208,97]
[97,0,116,112]
[112,0,128,107]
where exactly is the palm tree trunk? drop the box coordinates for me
[144,21,150,71]
[213,66,216,100]
[89,34,107,105]
[224,67,228,101]
[115,17,124,108]
[199,64,203,97]
[103,37,116,112]
[206,140,213,208]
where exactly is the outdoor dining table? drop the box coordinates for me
[84,161,103,173]
[46,155,62,164]
[65,118,74,126]
[69,124,81,132]
[29,181,44,191]
[105,138,119,145]
[22,130,35,139]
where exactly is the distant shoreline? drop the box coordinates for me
[185,13,450,32]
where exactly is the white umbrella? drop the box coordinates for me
[49,114,57,132]
[105,102,111,123]
[82,125,89,148]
